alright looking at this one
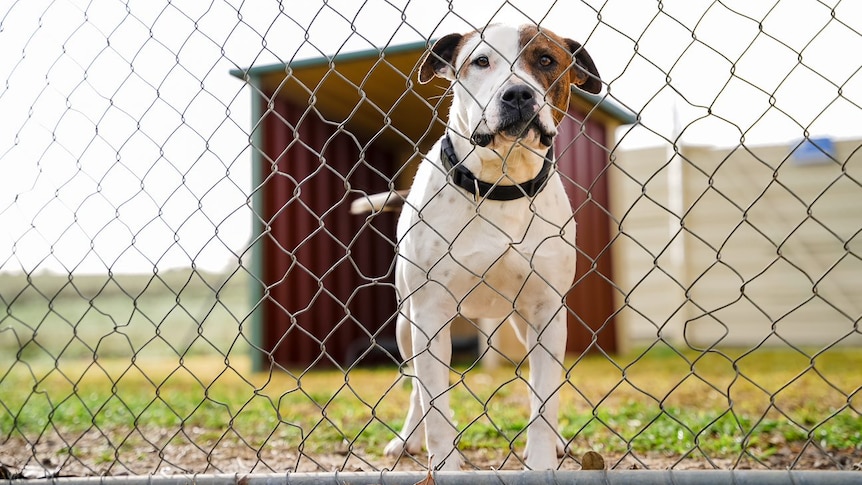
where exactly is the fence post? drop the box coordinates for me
[248,76,267,373]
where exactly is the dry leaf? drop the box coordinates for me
[581,450,605,470]
[412,469,435,485]
[413,455,435,485]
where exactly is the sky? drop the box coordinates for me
[0,0,859,275]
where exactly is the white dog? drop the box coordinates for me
[377,24,601,470]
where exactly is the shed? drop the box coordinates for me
[231,41,636,371]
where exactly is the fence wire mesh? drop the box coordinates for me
[1,0,861,478]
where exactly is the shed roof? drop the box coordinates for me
[230,40,636,149]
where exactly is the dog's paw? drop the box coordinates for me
[524,442,561,470]
[432,453,463,471]
[384,436,422,458]
[524,454,558,470]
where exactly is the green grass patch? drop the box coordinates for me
[2,347,859,463]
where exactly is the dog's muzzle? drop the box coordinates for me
[472,85,556,148]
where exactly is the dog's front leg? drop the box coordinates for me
[384,310,425,458]
[520,308,568,470]
[409,292,463,471]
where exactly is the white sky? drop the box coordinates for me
[0,0,859,274]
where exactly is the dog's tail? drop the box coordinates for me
[350,189,409,214]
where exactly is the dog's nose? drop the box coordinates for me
[501,85,535,111]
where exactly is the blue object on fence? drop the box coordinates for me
[792,136,836,165]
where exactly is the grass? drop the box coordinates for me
[1,270,860,469]
[2,346,860,467]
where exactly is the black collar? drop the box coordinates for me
[441,135,554,201]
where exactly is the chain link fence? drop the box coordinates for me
[1,0,861,478]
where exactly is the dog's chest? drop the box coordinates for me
[398,164,576,305]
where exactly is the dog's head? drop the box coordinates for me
[419,24,601,153]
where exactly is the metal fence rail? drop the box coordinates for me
[1,0,861,479]
[7,471,862,485]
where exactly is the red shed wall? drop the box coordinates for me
[556,108,618,355]
[259,96,398,369]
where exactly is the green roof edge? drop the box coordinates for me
[228,40,430,80]
[230,40,637,125]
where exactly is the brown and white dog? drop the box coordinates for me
[374,24,601,470]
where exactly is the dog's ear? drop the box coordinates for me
[418,33,463,84]
[564,39,601,94]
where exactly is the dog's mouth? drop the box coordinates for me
[471,119,555,149]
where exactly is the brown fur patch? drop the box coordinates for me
[419,31,477,83]
[518,26,576,124]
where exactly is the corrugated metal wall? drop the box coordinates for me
[259,95,399,369]
[557,108,618,355]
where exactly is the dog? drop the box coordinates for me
[359,24,601,470]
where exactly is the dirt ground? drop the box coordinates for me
[2,430,861,478]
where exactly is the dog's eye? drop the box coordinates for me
[539,55,556,68]
[473,55,490,68]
